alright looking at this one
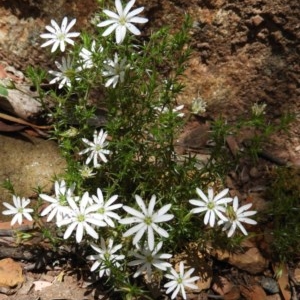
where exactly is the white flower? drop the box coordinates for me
[49,56,73,89]
[128,241,172,280]
[251,102,267,116]
[91,188,122,227]
[102,53,128,88]
[191,97,207,115]
[40,180,77,222]
[87,238,125,277]
[79,129,110,168]
[60,127,79,138]
[189,188,233,227]
[79,165,97,179]
[2,196,33,226]
[97,0,148,44]
[119,195,174,251]
[77,41,103,71]
[218,196,257,237]
[164,261,200,300]
[56,192,107,243]
[40,17,80,52]
[154,104,185,118]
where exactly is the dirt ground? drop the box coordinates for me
[0,0,299,299]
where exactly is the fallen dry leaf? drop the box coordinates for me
[33,280,52,291]
[272,263,291,300]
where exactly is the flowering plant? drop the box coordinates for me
[0,0,262,299]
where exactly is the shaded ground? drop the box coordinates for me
[0,0,299,299]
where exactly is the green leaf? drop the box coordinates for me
[0,84,8,96]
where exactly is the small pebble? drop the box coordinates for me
[260,277,280,294]
[251,15,264,26]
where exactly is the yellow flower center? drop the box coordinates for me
[77,214,85,222]
[144,216,152,225]
[57,32,66,41]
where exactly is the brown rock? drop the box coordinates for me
[212,276,237,296]
[240,284,267,300]
[294,267,300,284]
[210,240,268,274]
[0,258,24,287]
[265,294,281,300]
[251,15,264,27]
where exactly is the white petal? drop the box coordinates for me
[209,211,215,227]
[65,18,77,33]
[2,202,16,211]
[203,211,210,225]
[61,17,68,32]
[237,203,253,214]
[171,285,181,299]
[227,223,236,237]
[119,217,140,224]
[123,0,135,16]
[216,197,233,205]
[123,205,145,219]
[64,222,77,239]
[152,223,169,238]
[147,226,155,250]
[132,225,146,245]
[97,19,117,27]
[126,7,144,19]
[207,188,214,201]
[154,213,173,223]
[102,23,119,37]
[115,25,127,44]
[123,222,145,237]
[84,223,99,240]
[190,207,208,214]
[239,217,257,225]
[126,23,141,35]
[23,212,33,221]
[155,203,171,217]
[196,188,209,203]
[180,285,187,300]
[148,195,156,215]
[236,221,248,236]
[76,223,84,243]
[214,188,229,201]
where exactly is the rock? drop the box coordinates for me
[265,294,282,300]
[17,277,34,295]
[294,267,300,284]
[0,1,98,70]
[210,240,268,274]
[260,277,279,294]
[251,15,264,27]
[249,167,260,178]
[0,258,24,288]
[0,133,66,205]
[212,276,241,299]
[240,284,267,300]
